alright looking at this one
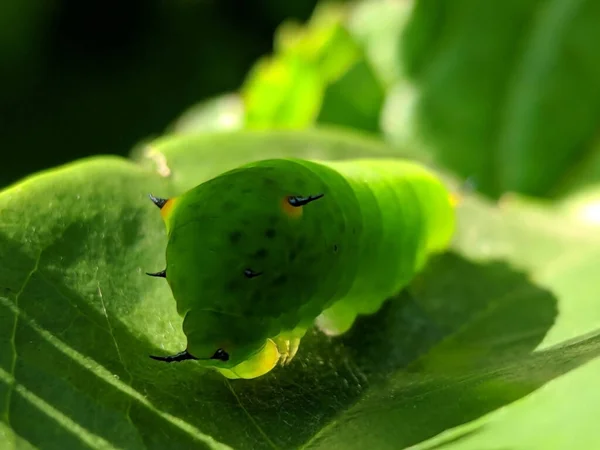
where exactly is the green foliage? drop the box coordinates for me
[235,0,600,201]
[401,0,600,198]
[242,4,386,132]
[168,94,245,136]
[2,130,600,449]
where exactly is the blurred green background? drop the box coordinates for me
[0,0,329,187]
[4,0,600,201]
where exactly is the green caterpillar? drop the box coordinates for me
[147,158,456,379]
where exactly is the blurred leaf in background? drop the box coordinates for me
[400,0,600,199]
[6,0,600,202]
[168,93,245,136]
[242,3,386,133]
[0,0,328,188]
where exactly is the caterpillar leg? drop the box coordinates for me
[316,292,393,336]
[274,337,291,365]
[272,328,306,366]
[315,301,359,336]
[285,337,301,365]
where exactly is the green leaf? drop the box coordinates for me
[242,4,385,134]
[167,93,244,136]
[401,0,600,198]
[346,0,414,88]
[242,55,323,129]
[305,192,600,449]
[343,0,420,152]
[2,129,600,449]
[316,58,385,133]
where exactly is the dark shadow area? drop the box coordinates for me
[1,220,597,450]
[227,252,562,449]
[305,254,600,449]
[0,0,323,187]
[309,330,600,450]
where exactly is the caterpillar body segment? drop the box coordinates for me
[148,158,455,379]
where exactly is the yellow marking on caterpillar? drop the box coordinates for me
[282,196,303,218]
[449,192,462,207]
[216,339,280,379]
[160,198,179,221]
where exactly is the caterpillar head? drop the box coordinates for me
[147,161,336,378]
[179,309,282,379]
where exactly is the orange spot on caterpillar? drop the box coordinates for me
[449,192,461,207]
[160,198,178,220]
[281,196,303,218]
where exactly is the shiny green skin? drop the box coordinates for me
[163,158,455,369]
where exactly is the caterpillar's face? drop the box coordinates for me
[179,309,281,377]
[157,162,340,376]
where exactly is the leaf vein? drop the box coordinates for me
[225,379,279,450]
[97,283,136,435]
[3,250,42,424]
